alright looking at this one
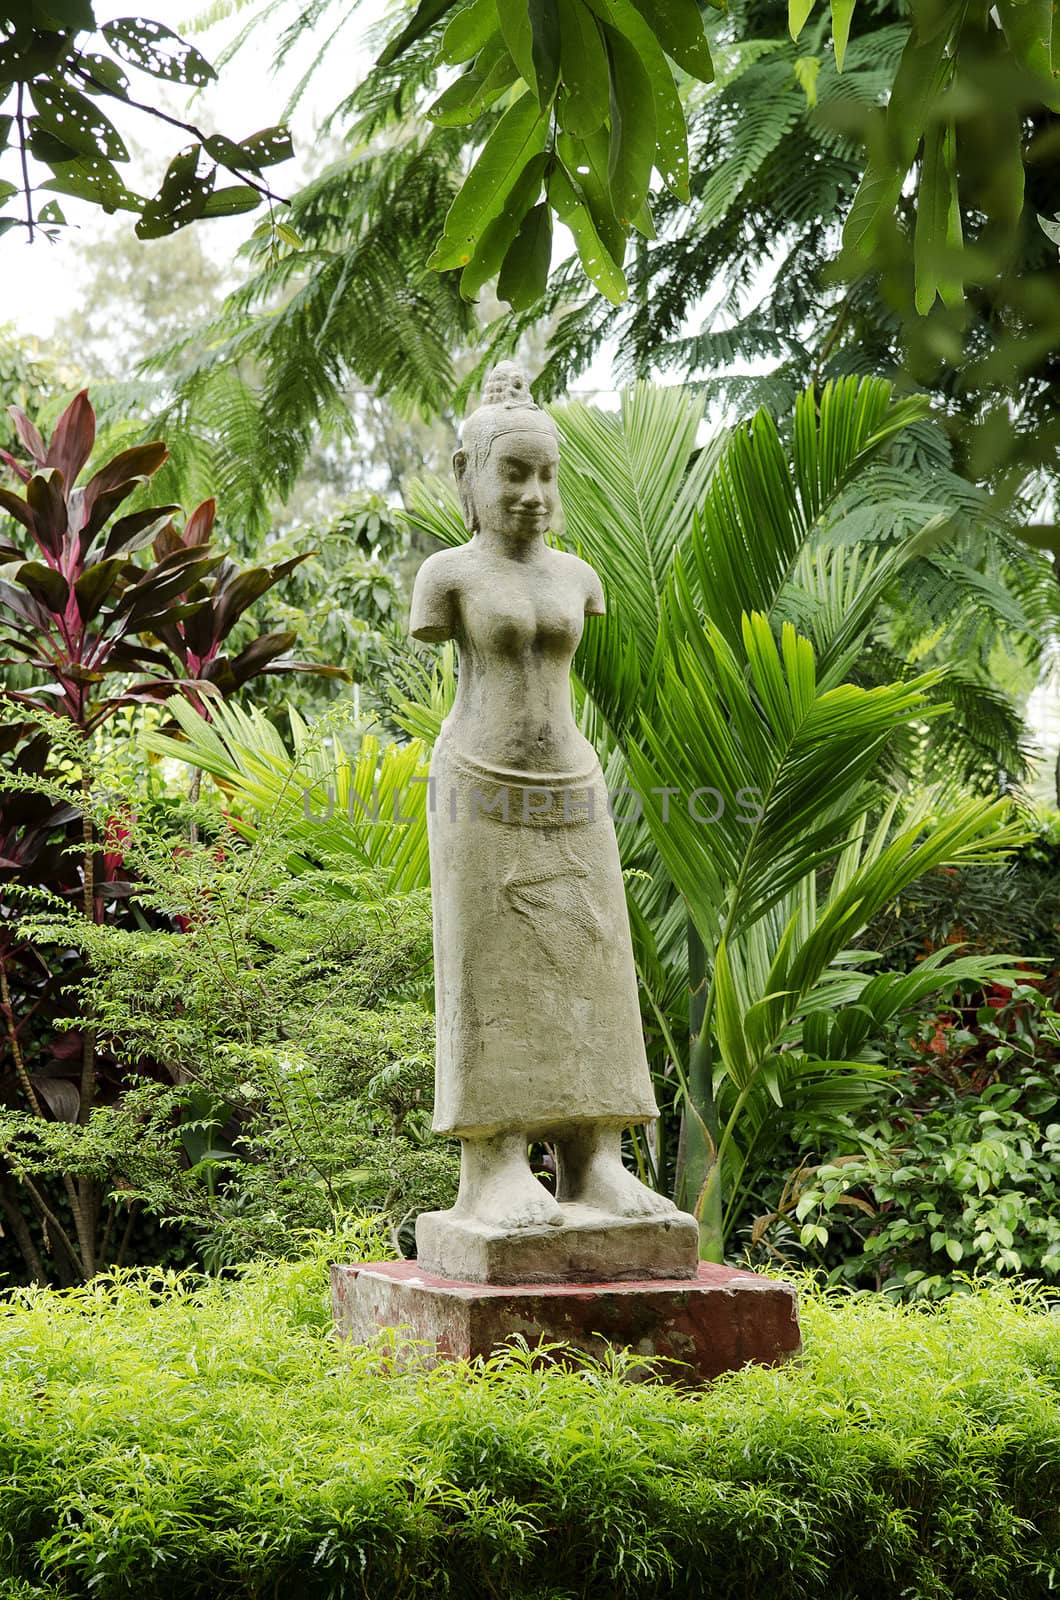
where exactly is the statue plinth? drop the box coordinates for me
[415,1202,699,1285]
[331,1260,801,1387]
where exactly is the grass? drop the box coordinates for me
[0,1231,1058,1598]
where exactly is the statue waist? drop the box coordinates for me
[432,737,604,828]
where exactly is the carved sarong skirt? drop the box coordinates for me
[427,734,659,1139]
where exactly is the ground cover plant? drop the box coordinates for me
[0,1250,1057,1598]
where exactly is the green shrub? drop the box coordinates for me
[748,982,1060,1298]
[0,1254,1058,1597]
[5,764,456,1276]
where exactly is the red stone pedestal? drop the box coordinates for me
[331,1260,801,1385]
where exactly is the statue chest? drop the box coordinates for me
[460,580,585,661]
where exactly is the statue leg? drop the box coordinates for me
[453,1133,563,1230]
[556,1124,676,1218]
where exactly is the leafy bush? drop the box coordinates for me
[751,980,1060,1297]
[3,728,455,1274]
[0,1260,1058,1597]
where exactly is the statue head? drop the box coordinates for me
[454,362,559,537]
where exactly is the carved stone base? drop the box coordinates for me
[331,1260,801,1386]
[415,1201,699,1285]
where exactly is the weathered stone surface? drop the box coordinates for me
[332,1260,801,1385]
[416,1201,699,1285]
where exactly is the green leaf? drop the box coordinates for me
[788,0,817,40]
[16,560,68,612]
[996,0,1058,104]
[494,2,529,79]
[600,20,656,222]
[629,0,713,80]
[551,162,627,302]
[557,126,625,262]
[376,0,459,67]
[587,0,687,198]
[200,184,260,217]
[0,179,15,203]
[842,22,953,257]
[440,0,497,62]
[41,152,140,211]
[137,147,214,238]
[34,0,95,29]
[914,120,962,313]
[496,199,552,307]
[793,54,820,106]
[458,149,548,297]
[233,125,294,171]
[101,17,216,85]
[829,0,855,72]
[29,77,129,160]
[75,53,130,98]
[528,0,562,103]
[429,89,549,270]
[427,34,518,125]
[713,938,754,1087]
[556,0,609,135]
[27,123,81,164]
[630,193,655,237]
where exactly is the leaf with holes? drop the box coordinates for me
[137,147,213,238]
[102,17,216,85]
[29,79,129,161]
[233,125,294,171]
[42,153,141,212]
[75,53,131,98]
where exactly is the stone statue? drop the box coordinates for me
[410,363,696,1283]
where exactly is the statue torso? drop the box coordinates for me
[445,545,598,776]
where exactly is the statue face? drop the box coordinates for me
[464,428,559,538]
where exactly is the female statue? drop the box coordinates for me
[410,364,677,1245]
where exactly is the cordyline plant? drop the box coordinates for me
[0,390,342,1282]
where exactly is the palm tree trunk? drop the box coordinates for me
[680,918,725,1261]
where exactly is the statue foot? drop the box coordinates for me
[557,1127,677,1219]
[454,1134,564,1231]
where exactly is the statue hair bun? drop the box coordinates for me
[480,362,535,409]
